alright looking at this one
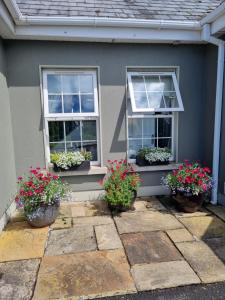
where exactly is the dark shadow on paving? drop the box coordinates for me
[97,282,225,300]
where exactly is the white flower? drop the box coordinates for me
[55,152,85,169]
[145,148,171,163]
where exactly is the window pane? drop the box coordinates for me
[47,75,61,93]
[131,76,145,91]
[83,141,97,161]
[80,75,93,93]
[66,142,81,152]
[48,95,62,113]
[164,92,178,108]
[49,121,64,142]
[145,76,161,92]
[148,92,164,109]
[128,118,142,139]
[64,95,79,113]
[158,138,172,149]
[128,139,142,159]
[134,92,148,109]
[82,120,97,140]
[158,118,172,138]
[50,143,65,152]
[143,118,156,138]
[143,139,156,148]
[81,94,95,113]
[160,76,175,91]
[65,121,81,141]
[62,75,79,93]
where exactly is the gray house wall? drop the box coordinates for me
[0,39,16,217]
[5,41,207,191]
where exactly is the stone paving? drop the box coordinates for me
[1,197,225,299]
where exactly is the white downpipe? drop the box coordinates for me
[211,41,225,204]
[202,25,225,205]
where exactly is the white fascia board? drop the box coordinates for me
[0,1,15,37]
[3,0,22,20]
[201,3,225,25]
[15,25,202,43]
[211,13,225,35]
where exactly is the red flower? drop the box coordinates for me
[17,176,23,181]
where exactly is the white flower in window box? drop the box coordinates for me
[136,147,172,166]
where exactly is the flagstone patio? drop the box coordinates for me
[1,196,225,300]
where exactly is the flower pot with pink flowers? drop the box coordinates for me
[100,160,141,212]
[15,167,69,227]
[163,162,213,213]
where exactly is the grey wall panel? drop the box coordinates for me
[5,41,206,189]
[0,39,16,217]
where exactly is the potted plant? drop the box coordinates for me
[15,167,69,227]
[50,150,92,172]
[136,147,171,166]
[163,161,213,213]
[100,159,141,212]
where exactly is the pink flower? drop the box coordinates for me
[17,176,23,181]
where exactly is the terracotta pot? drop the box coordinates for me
[25,201,60,227]
[108,190,137,213]
[173,192,204,213]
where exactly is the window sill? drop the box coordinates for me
[131,163,181,172]
[49,165,107,177]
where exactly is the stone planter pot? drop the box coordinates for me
[108,190,137,213]
[25,201,60,227]
[53,160,90,172]
[173,192,204,213]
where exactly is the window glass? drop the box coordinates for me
[48,95,62,113]
[63,95,79,113]
[128,72,183,112]
[47,75,61,93]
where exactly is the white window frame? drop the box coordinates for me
[127,71,184,113]
[42,69,100,165]
[43,70,99,118]
[127,114,175,164]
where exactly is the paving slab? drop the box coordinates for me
[114,211,183,234]
[71,200,110,217]
[166,228,195,243]
[50,217,72,230]
[176,241,225,283]
[121,231,183,266]
[130,199,167,213]
[95,224,123,250]
[205,237,225,263]
[206,204,225,222]
[179,216,225,239]
[0,222,48,262]
[57,204,72,218]
[0,259,40,300]
[131,261,200,291]
[73,215,114,227]
[45,226,97,256]
[33,249,136,300]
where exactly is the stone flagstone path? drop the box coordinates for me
[1,197,225,299]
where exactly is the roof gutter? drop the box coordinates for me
[202,24,225,205]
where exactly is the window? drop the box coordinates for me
[43,70,100,164]
[127,72,184,113]
[127,70,183,162]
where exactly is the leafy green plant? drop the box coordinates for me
[99,159,141,208]
[15,167,69,214]
[80,150,92,161]
[137,147,151,159]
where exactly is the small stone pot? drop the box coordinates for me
[25,201,60,228]
[173,192,204,213]
[108,190,137,213]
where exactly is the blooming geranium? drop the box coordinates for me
[15,167,69,214]
[163,162,213,196]
[99,160,141,208]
